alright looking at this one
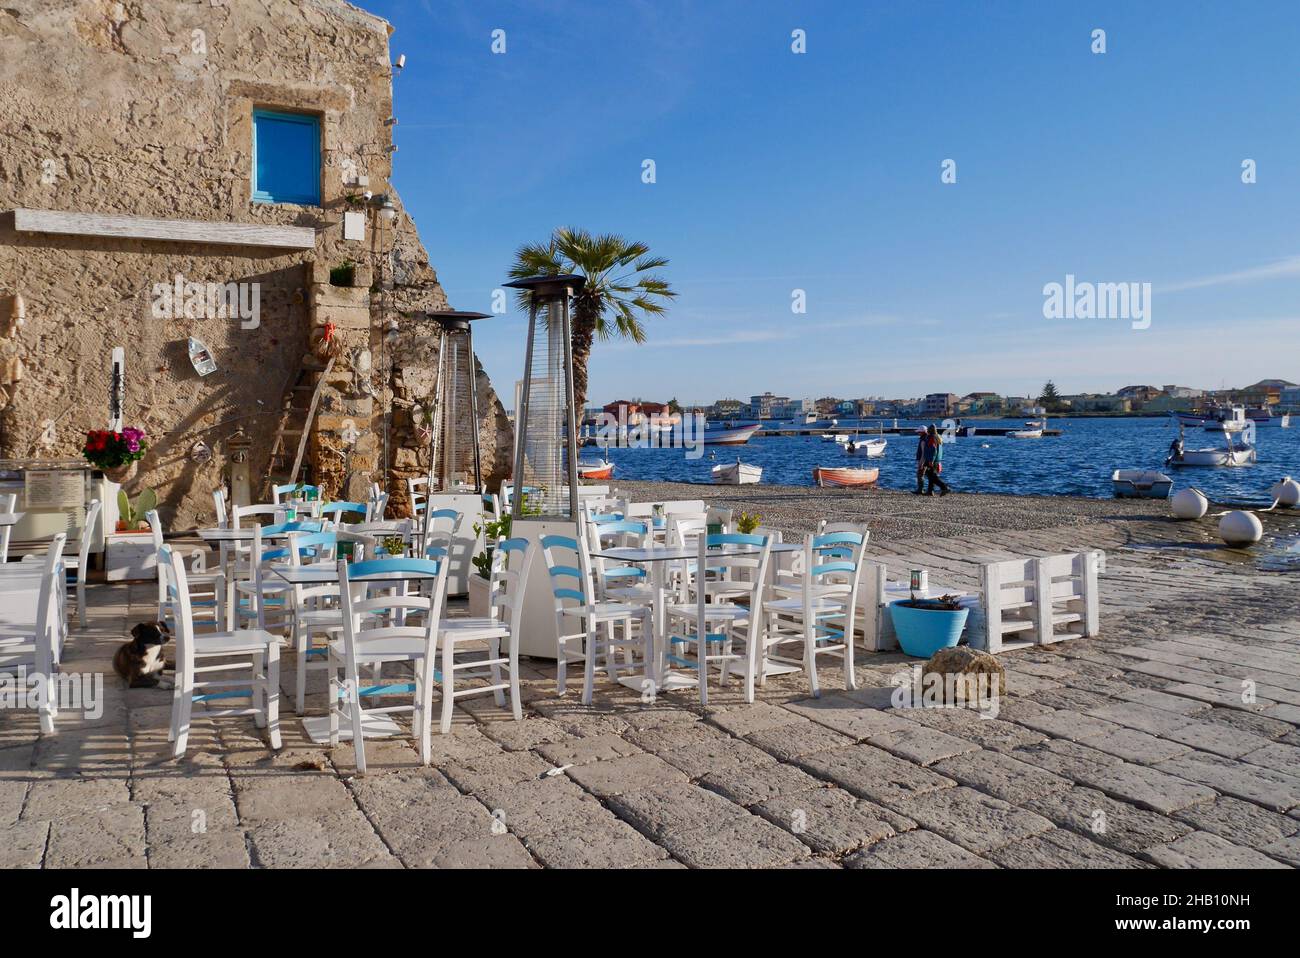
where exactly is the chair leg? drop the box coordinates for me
[295,626,308,716]
[167,681,182,742]
[440,641,456,734]
[556,631,568,696]
[328,662,340,747]
[77,581,87,630]
[417,655,435,762]
[581,621,597,706]
[489,637,506,708]
[697,637,709,706]
[266,644,282,750]
[252,652,267,730]
[843,617,857,691]
[349,670,367,774]
[173,678,194,759]
[606,620,620,681]
[508,641,523,722]
[804,618,820,698]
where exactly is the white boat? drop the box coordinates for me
[1009,419,1045,439]
[1112,469,1173,499]
[702,422,762,445]
[846,437,887,458]
[1167,428,1256,468]
[823,432,849,443]
[711,459,762,485]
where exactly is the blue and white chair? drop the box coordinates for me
[164,545,282,758]
[762,530,867,697]
[664,532,772,705]
[321,501,369,526]
[272,482,321,505]
[437,537,534,733]
[583,517,654,604]
[541,533,650,705]
[330,554,449,774]
[283,531,342,714]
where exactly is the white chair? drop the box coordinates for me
[234,525,296,631]
[0,492,17,563]
[163,545,282,758]
[541,532,650,705]
[146,509,226,630]
[211,487,228,528]
[436,537,534,733]
[272,482,321,505]
[584,517,654,604]
[330,554,450,774]
[283,531,342,715]
[663,532,772,705]
[762,530,867,697]
[65,498,101,629]
[0,533,66,733]
[368,486,389,522]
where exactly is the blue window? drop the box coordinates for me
[252,109,321,205]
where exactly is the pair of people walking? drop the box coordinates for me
[914,424,950,496]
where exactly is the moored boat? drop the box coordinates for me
[846,437,887,457]
[703,422,762,445]
[711,459,762,485]
[1111,469,1173,499]
[822,432,849,443]
[813,466,880,488]
[577,459,614,480]
[1167,427,1256,468]
[1009,420,1045,439]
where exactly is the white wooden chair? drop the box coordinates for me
[331,554,450,774]
[663,532,772,704]
[211,487,228,528]
[163,545,281,758]
[762,530,867,697]
[436,537,534,733]
[234,525,296,631]
[65,498,101,629]
[283,531,342,715]
[0,533,66,733]
[0,492,18,563]
[541,532,650,705]
[583,517,654,604]
[272,482,321,505]
[977,551,1101,653]
[146,509,226,630]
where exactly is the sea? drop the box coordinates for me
[595,417,1300,506]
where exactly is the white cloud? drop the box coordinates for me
[1160,255,1300,293]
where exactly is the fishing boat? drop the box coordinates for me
[712,459,762,485]
[577,458,614,481]
[822,432,849,443]
[1008,419,1045,439]
[1172,404,1267,431]
[1111,469,1173,499]
[188,336,217,376]
[813,466,880,488]
[846,437,887,457]
[1167,428,1256,468]
[1248,406,1291,428]
[703,422,762,445]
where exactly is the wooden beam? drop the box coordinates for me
[9,208,316,250]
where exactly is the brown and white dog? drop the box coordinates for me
[113,621,173,689]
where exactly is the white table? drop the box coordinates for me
[0,561,65,662]
[269,563,441,585]
[592,542,802,694]
[0,511,25,527]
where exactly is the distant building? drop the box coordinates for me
[922,393,958,417]
[1161,384,1204,399]
[1280,386,1300,410]
[771,397,814,419]
[1069,394,1131,413]
[1234,379,1297,407]
[748,392,787,419]
[709,398,745,419]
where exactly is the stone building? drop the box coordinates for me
[0,0,511,528]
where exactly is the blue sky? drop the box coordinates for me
[364,0,1300,405]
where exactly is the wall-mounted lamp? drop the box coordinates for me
[372,193,397,222]
[393,54,406,71]
[384,116,398,127]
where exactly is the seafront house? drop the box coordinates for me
[0,0,512,532]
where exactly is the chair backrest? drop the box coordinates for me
[583,516,648,595]
[541,532,596,614]
[487,538,534,631]
[797,531,867,643]
[284,531,338,565]
[212,487,228,527]
[424,508,463,538]
[692,531,772,619]
[407,476,429,520]
[322,501,367,525]
[338,556,448,671]
[29,533,67,678]
[161,545,196,678]
[667,514,708,548]
[76,499,102,584]
[272,483,320,504]
[0,492,17,563]
[816,520,870,541]
[146,509,168,611]
[368,490,389,521]
[232,503,284,528]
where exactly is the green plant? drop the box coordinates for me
[902,594,964,611]
[735,511,761,534]
[509,228,676,414]
[471,513,512,579]
[382,535,407,556]
[329,260,358,286]
[117,487,157,530]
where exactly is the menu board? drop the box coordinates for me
[24,470,84,509]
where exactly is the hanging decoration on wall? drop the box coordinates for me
[190,440,213,463]
[188,336,217,376]
[2,293,24,337]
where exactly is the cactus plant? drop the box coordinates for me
[116,487,157,531]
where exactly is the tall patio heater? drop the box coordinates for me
[503,274,585,657]
[413,310,491,595]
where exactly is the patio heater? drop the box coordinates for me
[503,274,585,657]
[412,310,491,596]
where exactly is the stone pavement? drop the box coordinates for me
[2,498,1298,869]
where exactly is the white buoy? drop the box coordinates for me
[1171,487,1208,520]
[1268,476,1300,508]
[1219,510,1263,546]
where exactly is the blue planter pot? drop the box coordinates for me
[889,602,969,658]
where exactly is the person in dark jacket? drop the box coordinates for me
[920,425,950,496]
[913,428,928,494]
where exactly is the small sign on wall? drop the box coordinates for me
[24,470,84,509]
[343,211,366,242]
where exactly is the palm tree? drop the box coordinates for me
[508,228,675,415]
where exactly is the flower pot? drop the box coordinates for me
[102,462,136,484]
[889,602,970,658]
[468,571,491,618]
[115,520,148,533]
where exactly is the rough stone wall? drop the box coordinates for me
[0,0,510,528]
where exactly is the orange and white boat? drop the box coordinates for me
[813,466,879,488]
[577,459,614,481]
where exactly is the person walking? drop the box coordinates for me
[921,424,950,496]
[913,428,928,494]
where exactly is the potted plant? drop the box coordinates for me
[379,534,407,557]
[115,487,157,533]
[469,512,511,617]
[329,260,357,287]
[889,593,970,658]
[83,427,147,484]
[735,511,761,534]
